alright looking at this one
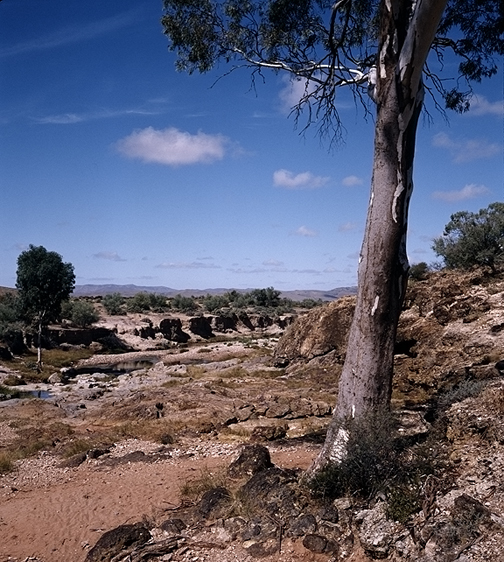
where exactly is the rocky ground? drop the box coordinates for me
[1,268,504,561]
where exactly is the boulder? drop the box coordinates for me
[187,316,213,339]
[228,444,273,478]
[158,317,189,343]
[211,314,238,332]
[197,486,232,520]
[250,424,288,442]
[273,296,355,366]
[356,503,404,559]
[0,345,13,360]
[85,523,151,562]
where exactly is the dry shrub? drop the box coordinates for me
[186,365,207,379]
[60,438,99,458]
[309,409,444,523]
[481,382,504,415]
[113,419,178,444]
[180,466,229,500]
[0,452,14,474]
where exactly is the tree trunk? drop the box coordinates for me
[310,0,448,473]
[37,320,43,371]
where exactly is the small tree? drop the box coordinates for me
[249,287,282,308]
[433,202,504,274]
[16,245,75,368]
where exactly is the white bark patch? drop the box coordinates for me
[392,181,405,223]
[328,427,350,463]
[380,37,389,79]
[371,295,380,316]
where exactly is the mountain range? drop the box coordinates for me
[72,284,357,302]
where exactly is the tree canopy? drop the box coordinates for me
[433,202,504,274]
[162,0,503,139]
[16,245,75,365]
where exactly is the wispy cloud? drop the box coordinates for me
[338,221,358,232]
[155,261,221,270]
[35,107,159,125]
[116,127,231,166]
[432,132,500,163]
[342,175,364,187]
[468,95,504,117]
[93,251,126,262]
[432,183,490,202]
[295,225,318,237]
[262,259,285,267]
[0,9,141,59]
[273,169,329,189]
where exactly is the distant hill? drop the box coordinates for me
[72,284,357,302]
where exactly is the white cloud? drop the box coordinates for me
[295,226,317,237]
[116,127,230,166]
[273,169,329,189]
[432,183,490,202]
[93,251,126,262]
[432,132,500,163]
[342,175,363,187]
[468,95,504,117]
[278,76,316,113]
[156,261,220,269]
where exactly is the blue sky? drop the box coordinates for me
[0,1,502,291]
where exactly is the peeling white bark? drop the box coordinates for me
[371,295,380,316]
[392,181,405,223]
[328,427,350,463]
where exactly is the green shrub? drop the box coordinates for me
[102,293,126,315]
[148,293,168,312]
[63,300,99,328]
[170,294,199,312]
[409,262,430,281]
[203,294,230,312]
[127,292,152,313]
[432,202,504,274]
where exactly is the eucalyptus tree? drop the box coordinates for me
[433,202,504,274]
[16,245,75,368]
[161,0,503,471]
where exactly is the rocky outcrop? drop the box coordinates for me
[158,317,189,342]
[187,316,214,339]
[47,326,113,347]
[273,296,355,366]
[273,270,504,403]
[87,384,504,562]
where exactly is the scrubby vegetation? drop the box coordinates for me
[433,202,504,274]
[308,409,448,524]
[102,292,126,315]
[61,299,100,328]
